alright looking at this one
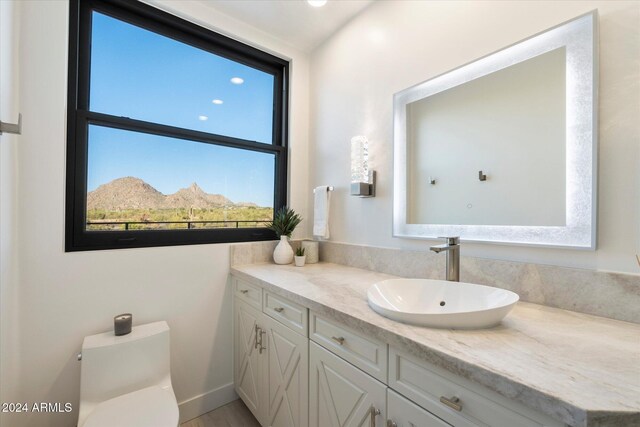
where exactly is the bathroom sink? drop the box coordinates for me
[367,279,519,329]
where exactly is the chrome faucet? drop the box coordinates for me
[429,237,460,282]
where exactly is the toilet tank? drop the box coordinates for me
[80,321,172,404]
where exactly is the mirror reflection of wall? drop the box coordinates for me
[407,47,566,226]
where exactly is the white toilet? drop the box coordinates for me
[77,321,179,427]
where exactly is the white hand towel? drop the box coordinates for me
[313,186,331,239]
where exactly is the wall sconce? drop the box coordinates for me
[350,136,376,197]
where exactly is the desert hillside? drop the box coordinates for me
[87,177,256,210]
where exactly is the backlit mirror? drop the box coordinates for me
[393,11,597,249]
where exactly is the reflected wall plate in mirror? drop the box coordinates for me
[393,11,597,249]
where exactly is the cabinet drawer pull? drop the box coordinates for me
[370,406,380,427]
[440,396,462,412]
[331,336,345,345]
[386,421,397,427]
[273,307,284,313]
[240,289,249,294]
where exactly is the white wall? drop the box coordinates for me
[0,1,22,427]
[310,0,640,274]
[11,1,309,426]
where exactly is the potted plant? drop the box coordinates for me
[294,247,306,267]
[267,207,302,265]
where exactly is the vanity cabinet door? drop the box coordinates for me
[309,342,386,427]
[387,390,452,427]
[234,297,266,424]
[263,316,309,427]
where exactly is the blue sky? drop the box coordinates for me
[87,11,275,207]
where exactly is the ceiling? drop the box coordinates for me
[195,0,374,52]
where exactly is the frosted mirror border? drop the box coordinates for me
[393,11,597,249]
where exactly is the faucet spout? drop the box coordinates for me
[429,237,460,282]
[429,244,454,253]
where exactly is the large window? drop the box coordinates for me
[66,0,288,251]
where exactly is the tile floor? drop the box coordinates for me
[181,399,260,427]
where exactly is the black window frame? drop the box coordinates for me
[66,0,289,251]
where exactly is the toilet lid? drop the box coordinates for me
[83,385,179,427]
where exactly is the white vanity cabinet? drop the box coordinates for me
[232,276,566,427]
[233,278,309,427]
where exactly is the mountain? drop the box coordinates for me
[165,183,232,209]
[87,177,165,210]
[87,177,244,210]
[234,202,259,208]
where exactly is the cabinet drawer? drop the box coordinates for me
[389,348,564,427]
[263,291,308,336]
[233,277,262,310]
[310,311,387,382]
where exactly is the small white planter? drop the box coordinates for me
[294,255,306,267]
[273,236,294,265]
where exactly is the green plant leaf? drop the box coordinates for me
[266,206,302,238]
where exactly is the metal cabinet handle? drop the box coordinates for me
[440,395,462,412]
[254,325,261,349]
[253,325,268,354]
[386,420,397,427]
[259,330,267,354]
[370,406,380,427]
[331,336,345,345]
[274,307,284,313]
[240,289,249,294]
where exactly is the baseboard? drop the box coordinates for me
[178,382,238,423]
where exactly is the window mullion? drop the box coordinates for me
[80,110,284,155]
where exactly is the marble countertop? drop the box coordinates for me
[230,262,640,427]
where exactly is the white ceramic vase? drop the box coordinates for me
[294,256,306,267]
[273,236,294,265]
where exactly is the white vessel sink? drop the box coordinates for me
[367,279,519,329]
